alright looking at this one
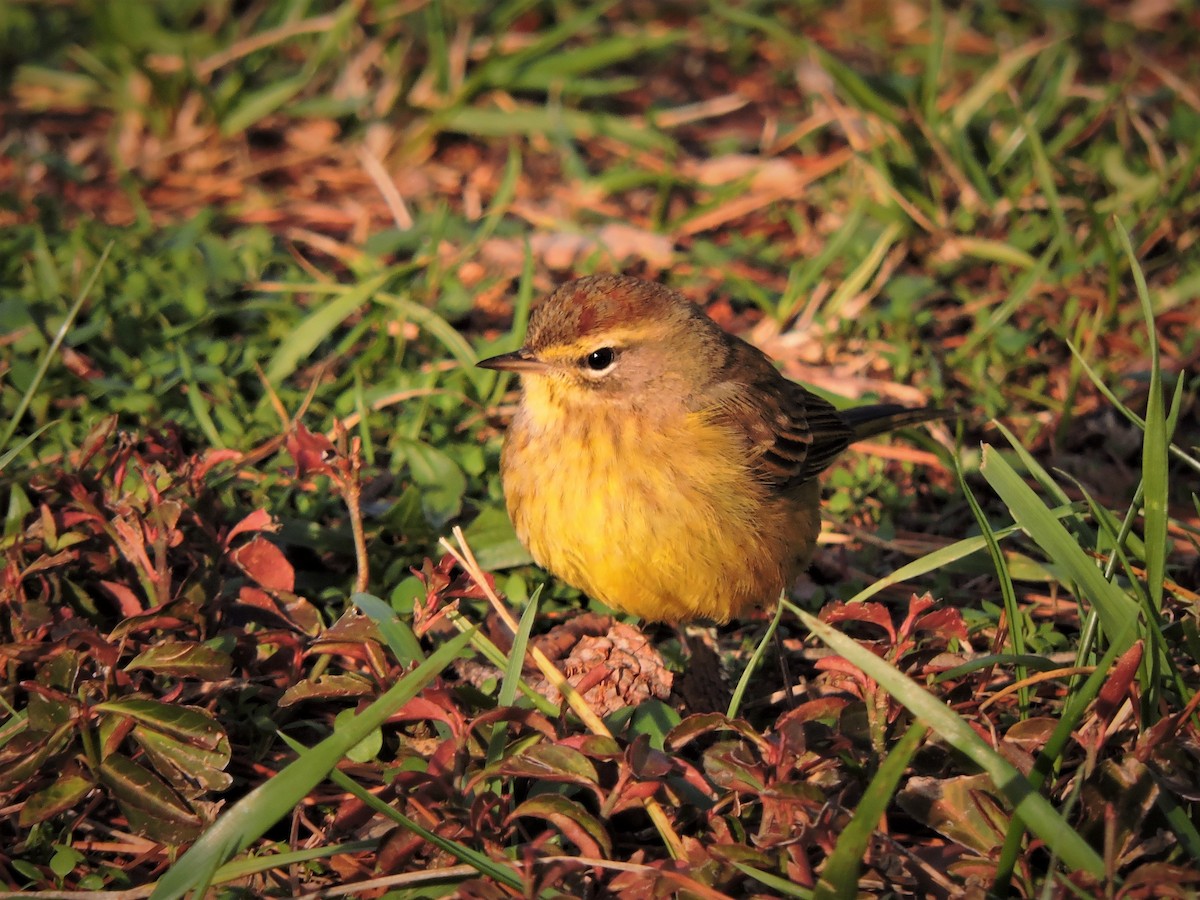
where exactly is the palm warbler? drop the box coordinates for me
[478,274,944,624]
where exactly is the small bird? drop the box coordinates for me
[478,274,944,624]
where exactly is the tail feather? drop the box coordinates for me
[840,404,951,442]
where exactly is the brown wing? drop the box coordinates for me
[705,340,854,492]
[702,330,947,494]
[757,378,854,489]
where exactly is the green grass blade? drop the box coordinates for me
[440,105,674,152]
[957,456,1029,712]
[352,591,425,664]
[727,599,785,719]
[980,445,1140,649]
[823,222,904,320]
[176,346,223,449]
[732,862,813,898]
[498,586,540,710]
[264,274,388,385]
[992,619,1138,891]
[283,734,524,890]
[378,290,481,373]
[153,840,379,894]
[1116,220,1168,616]
[789,602,1104,877]
[950,39,1052,131]
[1064,340,1199,476]
[220,72,312,137]
[933,653,1066,681]
[1,241,112,454]
[149,627,476,900]
[445,610,561,717]
[837,508,1078,609]
[0,422,57,474]
[486,585,541,772]
[990,420,1073,507]
[953,238,1058,359]
[816,723,927,899]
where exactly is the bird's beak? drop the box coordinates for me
[476,348,548,374]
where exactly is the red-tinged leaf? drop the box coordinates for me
[387,691,469,735]
[813,655,872,680]
[111,516,155,578]
[236,585,279,614]
[610,863,732,898]
[470,706,560,743]
[100,579,144,616]
[707,842,776,868]
[26,689,73,732]
[224,508,277,547]
[703,740,767,793]
[231,536,294,592]
[626,734,672,778]
[19,771,95,827]
[604,778,662,815]
[95,699,228,750]
[507,794,612,858]
[20,548,78,577]
[278,673,376,706]
[670,756,720,802]
[278,594,323,636]
[1122,863,1200,892]
[912,606,969,642]
[125,642,233,680]
[0,726,74,791]
[286,422,335,478]
[897,774,1009,854]
[1095,640,1143,722]
[63,629,120,668]
[309,639,389,674]
[1004,717,1058,753]
[40,503,58,546]
[133,725,233,797]
[666,712,772,752]
[1135,689,1200,761]
[76,415,118,470]
[98,713,136,759]
[896,592,939,636]
[41,648,82,692]
[146,499,184,547]
[192,448,243,481]
[61,509,105,529]
[108,611,192,640]
[319,608,385,644]
[821,600,896,640]
[499,742,602,788]
[924,651,970,673]
[0,641,48,664]
[560,733,622,759]
[98,752,204,843]
[778,697,851,726]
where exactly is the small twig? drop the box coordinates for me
[357,145,414,230]
[978,666,1094,711]
[339,430,370,595]
[439,527,686,861]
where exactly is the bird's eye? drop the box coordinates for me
[584,347,616,371]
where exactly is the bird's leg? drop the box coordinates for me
[773,625,799,710]
[677,623,731,713]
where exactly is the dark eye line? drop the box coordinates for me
[583,347,616,371]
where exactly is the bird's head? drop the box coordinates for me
[477,274,729,412]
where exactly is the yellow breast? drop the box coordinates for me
[500,381,813,623]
